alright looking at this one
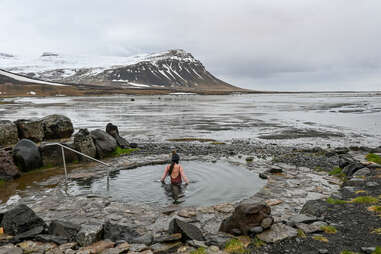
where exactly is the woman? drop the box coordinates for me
[160,153,189,185]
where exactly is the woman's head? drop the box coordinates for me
[171,153,180,164]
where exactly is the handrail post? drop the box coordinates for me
[61,146,68,182]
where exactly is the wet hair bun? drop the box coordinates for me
[171,153,180,163]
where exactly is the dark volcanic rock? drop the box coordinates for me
[14,226,44,241]
[35,234,69,245]
[41,115,74,140]
[48,220,81,242]
[300,199,331,218]
[12,139,42,171]
[0,120,19,146]
[106,123,129,149]
[342,162,365,177]
[0,149,20,180]
[168,218,204,241]
[14,119,44,143]
[90,129,117,158]
[103,221,140,242]
[219,202,273,235]
[39,142,78,167]
[73,129,97,161]
[1,204,46,236]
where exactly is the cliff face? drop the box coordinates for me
[2,49,241,91]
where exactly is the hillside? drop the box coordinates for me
[1,49,243,92]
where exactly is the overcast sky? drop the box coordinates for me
[1,0,381,91]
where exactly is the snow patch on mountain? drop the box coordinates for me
[0,69,66,86]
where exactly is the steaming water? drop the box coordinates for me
[1,92,381,147]
[67,161,265,206]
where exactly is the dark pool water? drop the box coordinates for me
[68,161,265,206]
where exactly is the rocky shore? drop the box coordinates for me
[1,133,381,253]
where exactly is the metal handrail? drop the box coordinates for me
[50,143,112,189]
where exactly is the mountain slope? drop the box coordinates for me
[1,49,242,91]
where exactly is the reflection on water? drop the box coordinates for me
[1,93,380,147]
[66,160,265,206]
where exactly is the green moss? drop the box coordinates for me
[350,196,379,204]
[340,251,358,254]
[372,247,381,254]
[329,167,342,175]
[312,235,328,242]
[112,147,138,156]
[321,225,337,234]
[224,238,247,254]
[190,247,207,254]
[297,229,306,238]
[252,237,266,248]
[371,228,381,234]
[366,153,381,164]
[327,197,347,205]
[0,179,5,186]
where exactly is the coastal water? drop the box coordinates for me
[67,160,265,206]
[1,92,381,147]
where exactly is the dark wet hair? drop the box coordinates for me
[169,153,180,176]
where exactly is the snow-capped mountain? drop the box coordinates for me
[0,49,239,91]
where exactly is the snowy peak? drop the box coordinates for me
[0,49,239,91]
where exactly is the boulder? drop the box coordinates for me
[287,214,319,227]
[0,120,18,146]
[353,167,371,177]
[48,220,81,242]
[295,221,328,234]
[73,129,96,161]
[256,223,298,243]
[106,123,129,149]
[1,204,46,236]
[41,115,74,140]
[40,142,78,167]
[12,139,42,172]
[35,234,70,245]
[14,226,45,241]
[300,199,331,218]
[168,218,204,241]
[90,129,117,158]
[103,221,140,242]
[76,224,104,247]
[219,202,273,235]
[14,119,44,143]
[342,162,365,177]
[0,149,21,180]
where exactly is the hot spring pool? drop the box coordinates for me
[67,160,265,206]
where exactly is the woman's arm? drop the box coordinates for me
[160,165,170,182]
[179,165,189,184]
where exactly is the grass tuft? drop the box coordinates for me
[372,247,381,254]
[252,237,266,249]
[0,179,5,186]
[329,167,343,176]
[366,153,381,164]
[190,247,207,254]
[350,196,379,204]
[368,206,381,213]
[371,228,381,234]
[224,238,248,254]
[297,229,306,238]
[340,251,358,254]
[312,235,329,243]
[327,197,347,205]
[112,147,138,157]
[321,225,337,234]
[355,190,367,194]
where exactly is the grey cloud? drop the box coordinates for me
[0,0,381,90]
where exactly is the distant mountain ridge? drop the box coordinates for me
[1,49,241,91]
